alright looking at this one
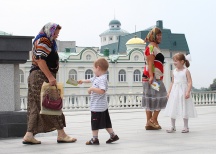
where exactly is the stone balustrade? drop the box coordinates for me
[20,91,216,111]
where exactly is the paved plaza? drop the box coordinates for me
[0,106,216,154]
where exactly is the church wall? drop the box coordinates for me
[19,47,176,96]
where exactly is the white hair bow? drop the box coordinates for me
[185,54,192,61]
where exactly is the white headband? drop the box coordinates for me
[185,54,192,61]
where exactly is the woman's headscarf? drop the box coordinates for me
[145,27,161,43]
[33,22,59,51]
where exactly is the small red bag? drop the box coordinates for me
[42,86,63,110]
[42,94,62,110]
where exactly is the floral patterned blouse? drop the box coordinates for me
[143,45,165,80]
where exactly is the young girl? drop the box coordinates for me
[164,53,197,133]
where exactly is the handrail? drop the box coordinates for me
[20,92,216,111]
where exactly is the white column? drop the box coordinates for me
[0,64,20,111]
[127,67,133,93]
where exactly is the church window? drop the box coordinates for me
[86,54,91,60]
[106,71,109,82]
[133,70,141,82]
[85,69,93,79]
[19,69,24,83]
[134,55,139,61]
[69,69,77,80]
[118,69,126,82]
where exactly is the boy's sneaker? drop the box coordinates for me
[86,138,100,145]
[106,135,119,143]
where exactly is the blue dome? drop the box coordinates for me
[99,29,129,36]
[109,19,121,26]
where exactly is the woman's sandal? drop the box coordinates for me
[22,137,41,145]
[155,120,162,129]
[57,135,77,143]
[147,119,160,129]
[166,127,176,133]
[155,123,162,129]
[181,128,189,133]
[145,125,159,130]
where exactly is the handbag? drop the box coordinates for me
[42,85,63,110]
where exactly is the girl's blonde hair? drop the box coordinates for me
[173,53,190,68]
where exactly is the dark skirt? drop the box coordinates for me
[91,109,112,130]
[27,70,66,135]
[142,80,167,111]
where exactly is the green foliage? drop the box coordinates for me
[210,79,216,91]
[192,78,216,91]
[192,86,210,92]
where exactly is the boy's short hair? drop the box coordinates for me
[94,58,109,71]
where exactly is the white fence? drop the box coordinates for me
[20,91,216,111]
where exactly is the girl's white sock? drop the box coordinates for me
[183,118,189,128]
[171,118,176,128]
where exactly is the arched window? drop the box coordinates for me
[19,69,24,83]
[133,70,141,82]
[86,54,91,60]
[85,69,93,79]
[118,69,126,82]
[68,69,77,80]
[69,69,77,80]
[134,55,139,61]
[106,71,109,82]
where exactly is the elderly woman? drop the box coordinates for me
[142,27,167,130]
[23,23,77,144]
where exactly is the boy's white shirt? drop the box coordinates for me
[89,74,108,112]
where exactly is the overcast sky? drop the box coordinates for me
[1,0,215,89]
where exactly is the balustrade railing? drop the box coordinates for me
[20,92,216,111]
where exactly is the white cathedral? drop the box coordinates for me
[19,20,190,96]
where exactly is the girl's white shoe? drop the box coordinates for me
[166,127,176,133]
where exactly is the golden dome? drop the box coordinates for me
[126,36,145,45]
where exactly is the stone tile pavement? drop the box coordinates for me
[0,106,216,154]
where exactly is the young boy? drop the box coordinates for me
[78,58,119,145]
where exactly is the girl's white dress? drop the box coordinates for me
[164,68,197,119]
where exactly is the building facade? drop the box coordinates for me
[19,20,190,96]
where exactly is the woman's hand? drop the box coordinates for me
[149,76,154,84]
[48,76,57,86]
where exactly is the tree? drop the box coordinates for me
[210,78,216,91]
